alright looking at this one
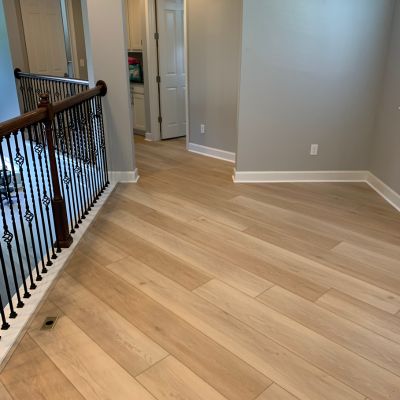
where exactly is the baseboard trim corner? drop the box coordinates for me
[188,143,236,163]
[233,170,369,183]
[366,173,400,212]
[109,168,140,183]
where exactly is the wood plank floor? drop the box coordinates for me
[2,135,400,400]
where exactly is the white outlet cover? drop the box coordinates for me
[201,124,205,134]
[310,144,319,156]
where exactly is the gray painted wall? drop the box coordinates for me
[370,0,400,194]
[0,0,20,122]
[236,0,394,172]
[187,0,242,153]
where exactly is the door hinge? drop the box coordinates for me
[158,116,162,123]
[154,32,159,40]
[156,75,161,83]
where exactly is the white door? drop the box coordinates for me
[157,0,186,139]
[20,0,68,77]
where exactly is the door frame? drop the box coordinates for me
[65,0,81,79]
[144,0,189,145]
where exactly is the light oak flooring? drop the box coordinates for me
[1,136,400,399]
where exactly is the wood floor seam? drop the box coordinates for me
[2,136,400,400]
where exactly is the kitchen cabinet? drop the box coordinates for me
[126,0,143,50]
[131,84,146,131]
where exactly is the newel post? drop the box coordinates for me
[38,93,73,249]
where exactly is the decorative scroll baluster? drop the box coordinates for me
[72,104,89,217]
[89,97,102,200]
[0,292,10,329]
[0,138,30,300]
[21,128,46,277]
[55,112,75,234]
[38,94,72,249]
[6,134,36,292]
[1,78,107,331]
[0,142,24,308]
[95,95,109,188]
[79,102,95,209]
[26,127,52,268]
[14,69,89,114]
[13,132,41,284]
[0,241,17,318]
[64,109,83,226]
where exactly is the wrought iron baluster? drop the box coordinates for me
[34,124,57,260]
[26,126,51,270]
[0,291,10,330]
[95,95,109,188]
[0,140,24,308]
[13,131,41,284]
[72,104,90,217]
[65,108,83,226]
[40,124,61,253]
[21,127,46,277]
[78,101,94,211]
[0,241,16,318]
[5,134,36,293]
[86,98,100,201]
[55,112,75,234]
[79,101,96,207]
[68,110,85,223]
[89,97,102,198]
[93,96,106,192]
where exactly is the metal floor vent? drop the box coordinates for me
[41,316,59,330]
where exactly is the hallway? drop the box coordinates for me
[1,136,400,400]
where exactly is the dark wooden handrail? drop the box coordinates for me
[0,109,47,137]
[52,80,107,113]
[14,68,89,86]
[0,80,107,137]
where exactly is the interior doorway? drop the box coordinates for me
[19,0,87,79]
[126,0,188,142]
[155,0,187,139]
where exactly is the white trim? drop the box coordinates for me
[232,169,400,212]
[144,0,161,141]
[145,0,189,143]
[233,170,368,183]
[184,0,190,149]
[188,143,236,163]
[366,172,400,212]
[0,182,117,370]
[66,0,80,79]
[145,131,155,141]
[109,168,140,183]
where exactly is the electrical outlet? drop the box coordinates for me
[310,144,319,156]
[200,124,206,134]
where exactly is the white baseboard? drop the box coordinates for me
[188,143,236,163]
[109,168,140,183]
[0,182,117,370]
[233,170,369,183]
[366,172,400,212]
[145,132,155,141]
[232,169,400,212]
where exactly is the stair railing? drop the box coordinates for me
[0,78,108,334]
[14,68,89,114]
